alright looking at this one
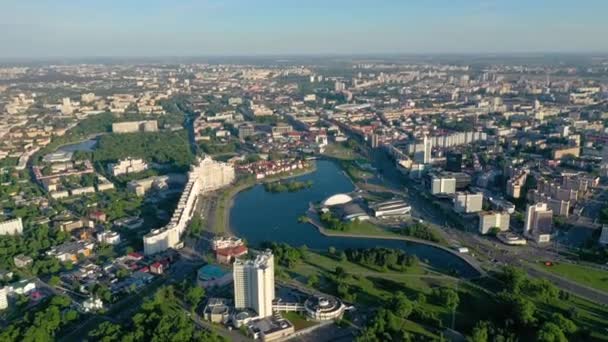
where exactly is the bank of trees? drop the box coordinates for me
[344,247,418,271]
[465,266,585,342]
[0,295,79,342]
[261,242,305,268]
[0,224,69,274]
[399,223,443,243]
[357,291,430,341]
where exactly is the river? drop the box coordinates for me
[230,160,479,277]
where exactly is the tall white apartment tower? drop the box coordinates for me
[414,135,432,164]
[422,135,432,164]
[233,250,275,318]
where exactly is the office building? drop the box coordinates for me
[0,218,23,236]
[478,211,510,235]
[453,192,483,214]
[525,203,553,243]
[233,250,275,318]
[143,157,235,255]
[445,152,462,172]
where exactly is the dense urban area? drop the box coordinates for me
[0,55,608,341]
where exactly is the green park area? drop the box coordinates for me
[533,261,608,293]
[263,242,608,341]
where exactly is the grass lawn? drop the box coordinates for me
[533,261,608,293]
[322,143,358,160]
[282,312,319,331]
[339,220,400,238]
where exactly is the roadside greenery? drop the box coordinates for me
[88,286,224,342]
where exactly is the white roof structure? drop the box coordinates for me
[322,194,353,207]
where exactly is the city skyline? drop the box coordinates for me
[1,0,608,58]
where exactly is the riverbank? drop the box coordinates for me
[210,162,317,234]
[303,211,485,277]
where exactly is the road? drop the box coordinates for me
[346,140,608,305]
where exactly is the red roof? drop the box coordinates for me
[128,252,143,260]
[151,262,163,269]
[216,245,248,257]
[90,211,106,218]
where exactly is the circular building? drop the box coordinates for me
[322,194,353,207]
[304,296,345,321]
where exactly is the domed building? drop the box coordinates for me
[322,194,353,207]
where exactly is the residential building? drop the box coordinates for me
[478,211,510,235]
[46,241,95,262]
[13,254,33,268]
[112,120,158,133]
[507,170,528,199]
[525,203,553,243]
[0,287,8,310]
[143,157,235,255]
[453,192,483,214]
[108,158,148,176]
[430,174,456,195]
[233,250,275,318]
[0,218,23,235]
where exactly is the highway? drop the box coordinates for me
[355,143,608,306]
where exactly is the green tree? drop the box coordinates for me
[307,274,319,288]
[89,321,123,342]
[467,321,490,342]
[392,292,413,318]
[185,286,205,310]
[537,322,567,342]
[48,275,61,287]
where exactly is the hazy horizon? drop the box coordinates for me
[1,0,607,58]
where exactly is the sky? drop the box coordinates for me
[0,0,607,58]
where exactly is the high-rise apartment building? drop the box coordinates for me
[233,250,275,318]
[143,157,235,255]
[478,211,510,235]
[430,175,456,195]
[453,192,483,214]
[525,203,553,243]
[414,136,432,164]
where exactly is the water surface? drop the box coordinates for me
[230,160,478,277]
